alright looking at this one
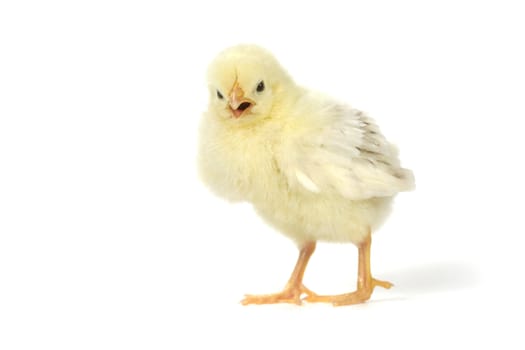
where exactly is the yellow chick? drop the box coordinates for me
[198,44,415,306]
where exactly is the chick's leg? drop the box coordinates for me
[304,233,392,306]
[241,241,318,305]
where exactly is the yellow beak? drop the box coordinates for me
[228,82,254,118]
[229,82,244,110]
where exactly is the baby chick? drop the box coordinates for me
[198,45,414,306]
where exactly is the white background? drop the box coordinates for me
[1,1,524,349]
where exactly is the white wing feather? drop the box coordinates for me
[277,97,415,200]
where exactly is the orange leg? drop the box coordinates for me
[304,232,392,306]
[241,241,318,305]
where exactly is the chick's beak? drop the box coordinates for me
[228,83,254,118]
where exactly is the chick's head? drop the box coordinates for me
[207,45,294,123]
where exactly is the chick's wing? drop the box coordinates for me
[276,101,415,200]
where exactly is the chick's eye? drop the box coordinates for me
[256,81,265,92]
[217,90,223,99]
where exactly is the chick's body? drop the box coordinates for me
[200,94,393,246]
[198,45,414,306]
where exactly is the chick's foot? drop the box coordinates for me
[241,284,318,305]
[303,278,393,306]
